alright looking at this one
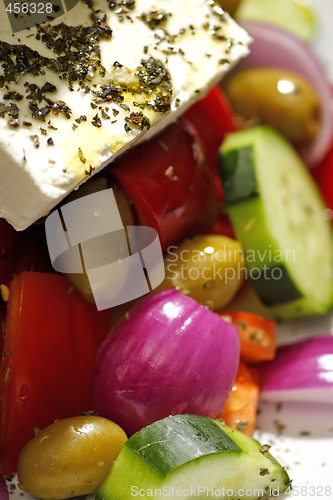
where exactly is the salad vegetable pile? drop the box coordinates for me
[1,0,333,498]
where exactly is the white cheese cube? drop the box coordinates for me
[0,0,251,230]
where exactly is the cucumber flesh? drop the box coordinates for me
[96,414,290,500]
[218,126,333,320]
[236,0,317,43]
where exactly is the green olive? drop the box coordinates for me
[158,234,245,310]
[17,415,127,500]
[63,178,134,304]
[217,0,243,17]
[224,67,321,145]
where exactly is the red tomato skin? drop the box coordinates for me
[110,121,219,253]
[0,272,111,475]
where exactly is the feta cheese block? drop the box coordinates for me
[0,0,251,230]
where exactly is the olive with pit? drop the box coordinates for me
[224,67,321,145]
[17,415,127,500]
[158,234,245,311]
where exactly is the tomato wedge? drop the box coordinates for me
[0,272,111,475]
[219,361,260,436]
[219,311,277,363]
[110,121,219,253]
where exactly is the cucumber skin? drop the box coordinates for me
[125,414,240,476]
[96,415,290,500]
[218,126,333,320]
[219,147,258,204]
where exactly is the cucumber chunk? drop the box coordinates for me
[96,414,290,500]
[218,126,333,320]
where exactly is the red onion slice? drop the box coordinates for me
[229,21,333,168]
[91,288,240,436]
[259,335,333,404]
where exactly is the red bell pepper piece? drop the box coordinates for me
[183,84,240,157]
[110,121,219,253]
[0,272,111,475]
[219,310,277,364]
[0,302,6,366]
[219,361,260,436]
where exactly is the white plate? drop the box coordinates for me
[254,401,333,500]
[4,1,333,499]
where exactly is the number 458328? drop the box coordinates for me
[5,2,53,14]
[284,485,332,496]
